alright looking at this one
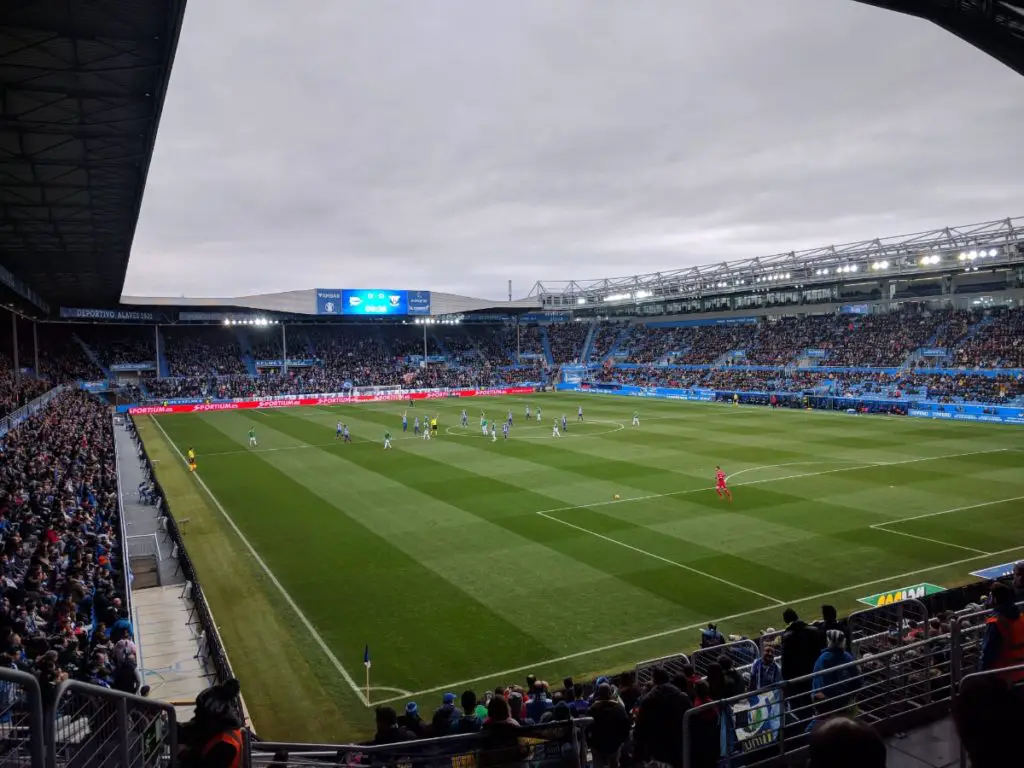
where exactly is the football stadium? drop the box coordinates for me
[2,2,1024,768]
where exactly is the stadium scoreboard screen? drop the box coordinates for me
[316,289,431,316]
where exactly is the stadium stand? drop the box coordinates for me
[548,322,588,363]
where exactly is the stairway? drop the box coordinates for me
[155,328,170,377]
[540,327,554,366]
[580,323,598,364]
[233,328,258,375]
[73,333,112,380]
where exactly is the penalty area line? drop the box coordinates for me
[149,417,371,707]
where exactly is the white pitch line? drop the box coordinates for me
[536,509,784,605]
[869,526,990,555]
[873,495,1024,527]
[868,495,1024,555]
[370,538,1024,706]
[531,447,1010,517]
[149,417,370,707]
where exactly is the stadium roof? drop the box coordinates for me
[530,216,1024,306]
[0,0,186,312]
[854,1,1024,78]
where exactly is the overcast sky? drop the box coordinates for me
[123,0,1024,301]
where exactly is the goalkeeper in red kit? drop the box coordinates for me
[715,466,732,501]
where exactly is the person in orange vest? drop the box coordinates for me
[980,583,1024,682]
[179,678,245,768]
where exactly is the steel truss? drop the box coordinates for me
[529,217,1023,307]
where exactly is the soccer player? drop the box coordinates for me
[413,416,420,436]
[336,421,343,439]
[632,411,640,427]
[552,418,561,438]
[536,406,542,422]
[561,414,568,433]
[715,466,732,502]
[480,415,488,436]
[342,424,351,443]
[502,420,510,440]
[402,411,408,432]
[525,404,531,420]
[248,427,257,448]
[423,421,431,440]
[490,422,497,442]
[461,409,468,427]
[384,431,393,450]
[577,406,584,422]
[507,409,513,427]
[187,447,196,464]
[431,416,438,436]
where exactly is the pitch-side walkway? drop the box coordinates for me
[132,585,211,720]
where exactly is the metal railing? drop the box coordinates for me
[250,718,590,768]
[682,633,953,768]
[635,653,690,685]
[0,385,66,438]
[47,681,176,768]
[0,667,45,768]
[680,599,1024,768]
[691,639,759,677]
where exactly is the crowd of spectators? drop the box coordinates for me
[587,322,624,362]
[0,390,138,706]
[75,327,154,367]
[952,307,1024,369]
[624,327,692,364]
[826,310,946,367]
[0,359,50,419]
[547,322,587,363]
[163,329,247,377]
[678,326,759,365]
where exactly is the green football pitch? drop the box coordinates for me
[135,394,1024,741]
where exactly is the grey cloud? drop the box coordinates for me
[124,0,1024,300]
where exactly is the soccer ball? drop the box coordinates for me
[613,494,621,500]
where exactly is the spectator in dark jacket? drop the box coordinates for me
[587,683,631,768]
[781,608,824,724]
[953,673,1024,768]
[455,691,482,733]
[818,604,852,652]
[397,702,426,737]
[718,657,746,697]
[634,667,692,767]
[370,706,415,745]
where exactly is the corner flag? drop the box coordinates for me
[363,644,371,704]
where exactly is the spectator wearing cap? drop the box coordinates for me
[431,692,461,736]
[811,630,858,725]
[397,702,426,737]
[587,682,630,768]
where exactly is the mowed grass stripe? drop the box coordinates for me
[144,394,1024,741]
[161,411,554,691]
[138,416,361,742]
[258,406,778,618]
[218,411,695,657]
